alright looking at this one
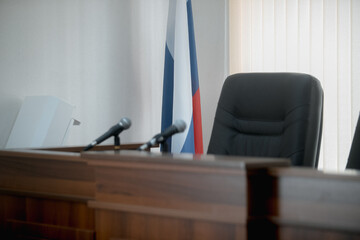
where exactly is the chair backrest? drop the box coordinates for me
[207,73,323,167]
[346,113,360,170]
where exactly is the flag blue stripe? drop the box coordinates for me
[161,43,174,150]
[187,0,199,96]
[181,116,195,152]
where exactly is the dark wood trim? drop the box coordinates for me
[0,188,93,203]
[88,200,246,224]
[36,143,148,152]
[6,219,95,240]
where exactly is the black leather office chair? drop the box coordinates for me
[346,114,360,170]
[208,73,323,167]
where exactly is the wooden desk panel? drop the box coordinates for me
[0,149,93,197]
[269,168,360,230]
[0,149,96,240]
[248,167,360,240]
[83,151,289,240]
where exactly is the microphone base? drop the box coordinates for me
[114,135,120,149]
[83,144,93,151]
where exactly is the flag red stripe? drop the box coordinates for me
[192,89,203,154]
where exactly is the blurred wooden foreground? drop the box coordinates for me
[0,145,359,240]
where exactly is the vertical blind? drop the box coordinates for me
[229,0,360,170]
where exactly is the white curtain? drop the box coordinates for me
[229,0,360,170]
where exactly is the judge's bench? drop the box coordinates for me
[0,144,359,240]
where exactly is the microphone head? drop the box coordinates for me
[174,119,186,133]
[119,117,131,129]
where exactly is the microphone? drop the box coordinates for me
[137,119,186,151]
[83,117,131,151]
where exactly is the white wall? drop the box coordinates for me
[0,0,227,150]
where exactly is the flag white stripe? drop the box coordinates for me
[166,0,176,57]
[171,0,193,153]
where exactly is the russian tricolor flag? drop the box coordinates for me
[161,0,203,154]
